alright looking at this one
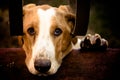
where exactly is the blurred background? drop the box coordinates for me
[0,0,119,48]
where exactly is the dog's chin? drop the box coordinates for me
[29,69,57,76]
[37,74,48,76]
[36,71,56,76]
[36,73,52,76]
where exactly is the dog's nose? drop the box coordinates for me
[34,59,51,73]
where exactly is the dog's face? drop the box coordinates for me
[21,4,75,76]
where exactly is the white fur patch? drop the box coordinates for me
[29,8,60,74]
[32,8,56,59]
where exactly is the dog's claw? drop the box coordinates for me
[80,33,108,51]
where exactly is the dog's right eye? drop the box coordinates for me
[27,27,35,35]
[54,28,62,36]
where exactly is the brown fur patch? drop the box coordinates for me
[72,37,78,45]
[58,5,73,13]
[23,4,40,64]
[50,7,75,62]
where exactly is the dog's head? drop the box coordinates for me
[20,4,76,76]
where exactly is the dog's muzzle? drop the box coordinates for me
[34,59,51,73]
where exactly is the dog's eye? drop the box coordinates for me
[54,28,62,36]
[27,27,35,35]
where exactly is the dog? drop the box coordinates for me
[19,3,108,76]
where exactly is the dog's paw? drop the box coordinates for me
[80,33,108,51]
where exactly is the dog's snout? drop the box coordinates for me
[34,59,51,73]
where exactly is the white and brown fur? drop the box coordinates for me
[19,4,108,76]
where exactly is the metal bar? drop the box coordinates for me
[9,0,23,36]
[69,0,91,36]
[75,0,91,36]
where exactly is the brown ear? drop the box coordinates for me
[23,3,36,15]
[58,5,75,31]
[17,36,24,47]
[58,5,73,13]
[65,13,76,31]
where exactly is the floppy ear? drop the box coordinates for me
[58,5,76,31]
[23,3,36,15]
[17,36,24,47]
[65,13,75,31]
[58,5,73,13]
[65,14,77,44]
[58,5,77,43]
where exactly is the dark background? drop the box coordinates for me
[0,0,119,48]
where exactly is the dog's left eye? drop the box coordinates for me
[27,27,35,35]
[54,28,62,36]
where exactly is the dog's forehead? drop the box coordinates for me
[34,6,57,40]
[37,7,56,18]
